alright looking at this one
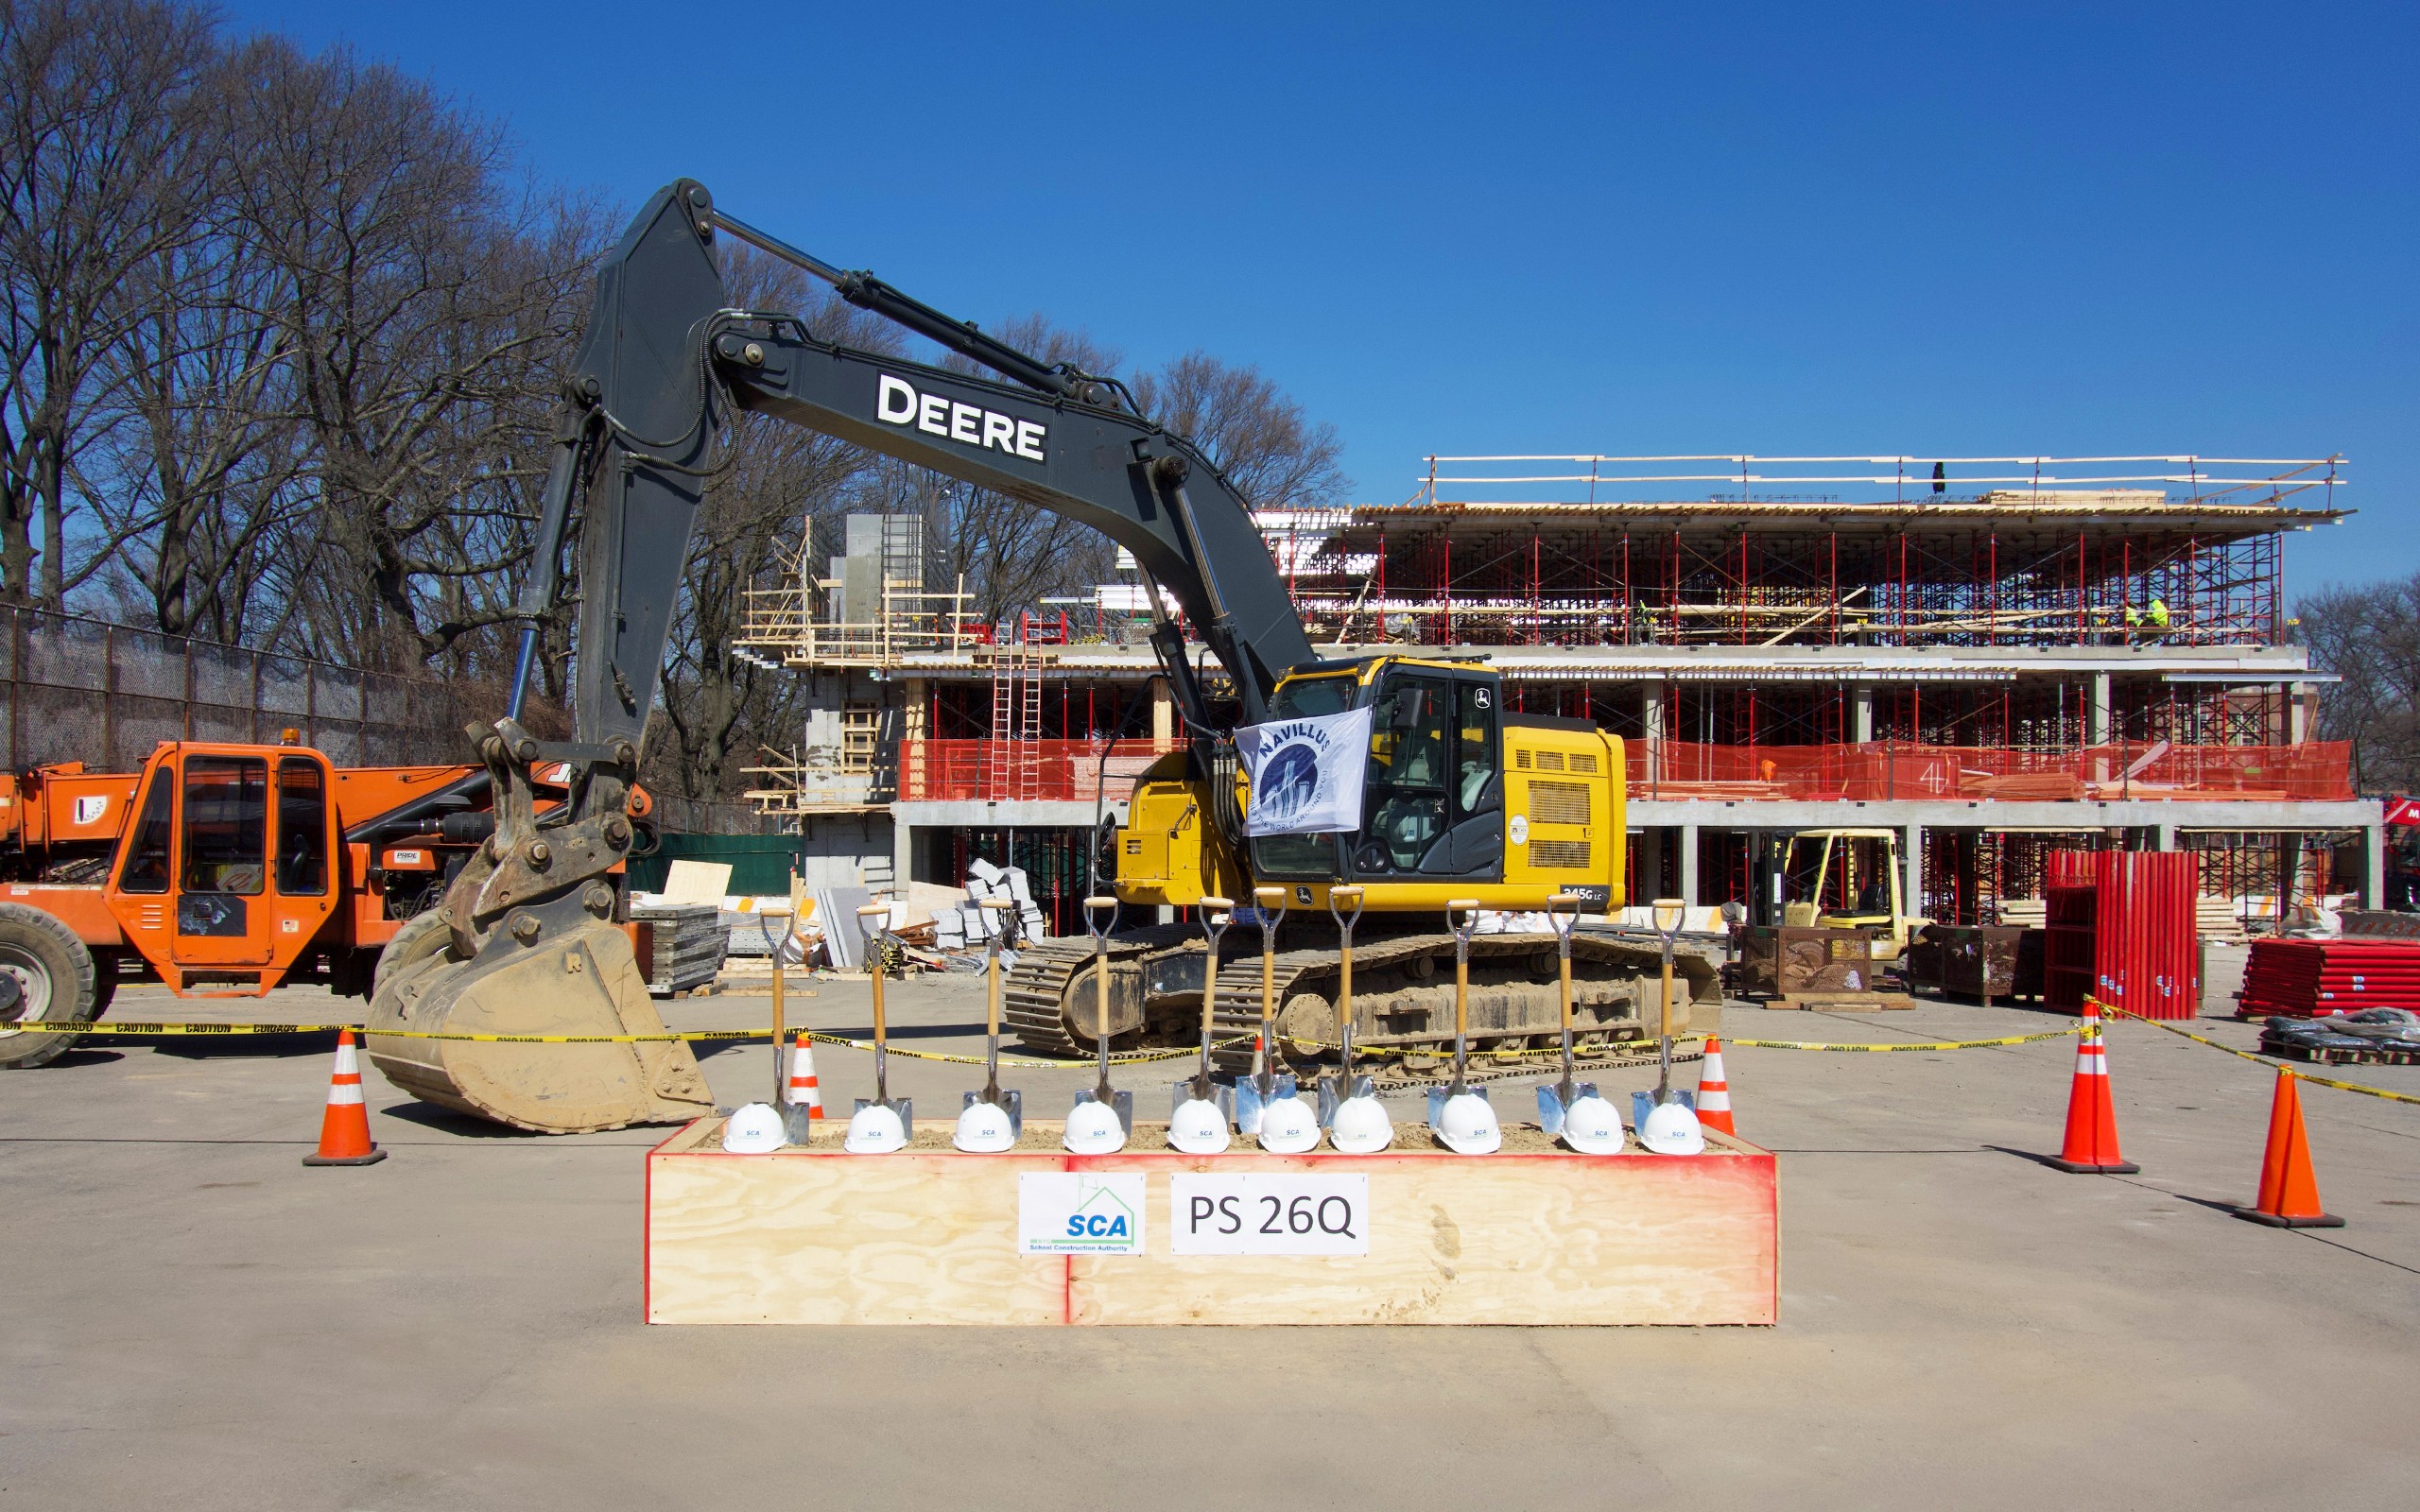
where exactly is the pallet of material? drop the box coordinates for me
[2238,936,2420,1018]
[1764,992,1917,1012]
[2261,1040,2420,1068]
[630,902,726,995]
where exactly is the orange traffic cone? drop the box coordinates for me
[1696,1037,1737,1136]
[302,1030,386,1167]
[2046,1016,2137,1174]
[785,1031,822,1119]
[2234,1070,2343,1228]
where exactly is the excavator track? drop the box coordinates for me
[1003,925,1197,1055]
[1008,923,1721,1067]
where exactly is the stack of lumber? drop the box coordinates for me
[2238,936,2420,1017]
[2197,895,2250,944]
[631,902,725,995]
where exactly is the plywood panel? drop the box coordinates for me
[1065,1145,1774,1326]
[644,1121,1776,1327]
[647,1142,1070,1325]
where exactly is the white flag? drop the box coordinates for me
[1236,706,1373,836]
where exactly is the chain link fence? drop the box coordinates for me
[0,605,768,834]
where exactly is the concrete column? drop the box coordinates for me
[890,815,913,892]
[2290,685,2312,744]
[1679,824,1700,905]
[2153,822,2175,851]
[1151,679,1173,744]
[1851,683,1874,744]
[1634,827,1664,906]
[2088,673,2112,746]
[1902,823,1924,919]
[2367,822,2387,910]
[1640,682,1665,788]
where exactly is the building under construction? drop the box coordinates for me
[736,454,2378,936]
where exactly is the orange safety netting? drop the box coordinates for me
[898,740,1178,803]
[1626,739,2354,803]
[898,737,2352,805]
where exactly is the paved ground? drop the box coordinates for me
[5,944,2417,1509]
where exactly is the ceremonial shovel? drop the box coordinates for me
[1534,891,1595,1134]
[1315,885,1371,1125]
[964,897,1023,1138]
[853,902,911,1139]
[1072,894,1132,1136]
[1231,885,1297,1133]
[1168,899,1236,1135]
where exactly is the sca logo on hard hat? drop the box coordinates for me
[1065,1211,1132,1239]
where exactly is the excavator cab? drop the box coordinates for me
[1240,661,1504,887]
[102,744,342,994]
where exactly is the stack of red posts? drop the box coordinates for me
[2043,850,2199,1020]
[2238,936,2420,1018]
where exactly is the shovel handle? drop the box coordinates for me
[1082,893,1119,943]
[1327,884,1364,937]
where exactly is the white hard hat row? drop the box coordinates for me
[720,1089,1705,1156]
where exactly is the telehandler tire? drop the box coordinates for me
[372,909,458,1001]
[0,902,101,1069]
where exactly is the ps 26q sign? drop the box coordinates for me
[1170,1174,1370,1256]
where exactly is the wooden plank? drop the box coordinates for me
[646,1120,1775,1327]
[647,1144,1071,1325]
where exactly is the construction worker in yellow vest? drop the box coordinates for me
[2124,597,2171,639]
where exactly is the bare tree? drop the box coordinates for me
[213,34,597,670]
[0,0,216,606]
[1131,350,1348,511]
[922,315,1125,624]
[644,250,902,801]
[2299,575,2420,794]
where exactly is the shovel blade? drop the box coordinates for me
[856,1095,913,1139]
[1169,1080,1234,1123]
[962,1086,1025,1138]
[1234,1077,1266,1134]
[1536,1083,1569,1135]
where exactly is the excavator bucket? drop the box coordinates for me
[365,912,712,1134]
[362,718,715,1134]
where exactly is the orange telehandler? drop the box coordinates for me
[0,736,637,1068]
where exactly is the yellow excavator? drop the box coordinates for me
[366,181,1716,1131]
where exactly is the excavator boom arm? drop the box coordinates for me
[533,179,1310,744]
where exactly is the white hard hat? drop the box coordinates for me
[843,1101,908,1155]
[1328,1094,1394,1154]
[1434,1091,1502,1155]
[1063,1096,1128,1154]
[1167,1095,1233,1154]
[1638,1099,1706,1156]
[954,1099,1017,1153]
[1560,1091,1627,1155]
[1256,1093,1322,1154]
[721,1102,786,1154]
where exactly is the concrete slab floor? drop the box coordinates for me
[4,953,2416,1510]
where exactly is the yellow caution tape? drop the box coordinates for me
[6,1018,1244,1066]
[2093,999,2420,1108]
[4,1020,769,1044]
[798,1029,1251,1069]
[1719,1027,2087,1053]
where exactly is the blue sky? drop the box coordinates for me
[226,1,2412,596]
